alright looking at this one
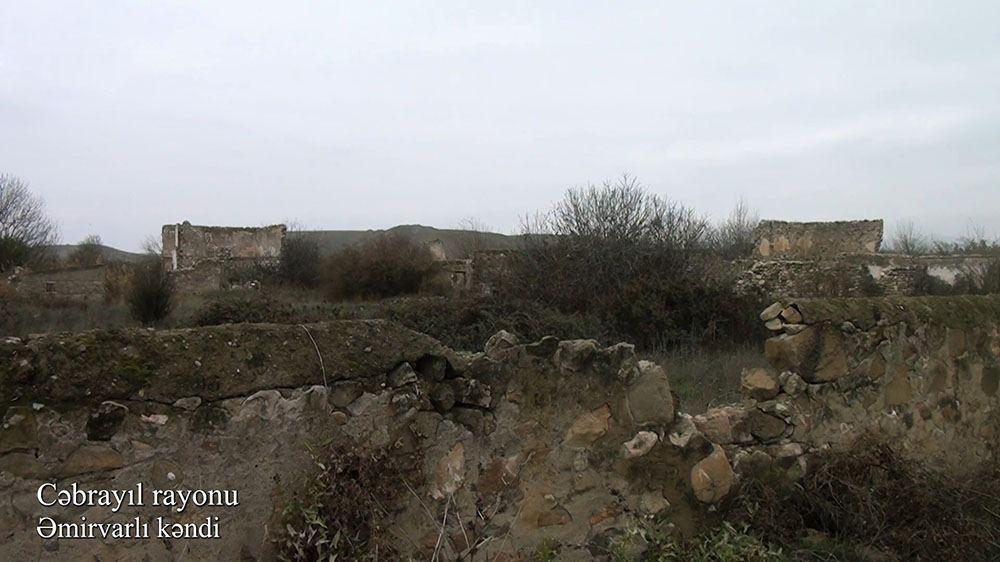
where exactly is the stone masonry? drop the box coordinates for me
[2,295,999,559]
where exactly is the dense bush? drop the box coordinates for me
[731,436,1000,561]
[276,444,422,561]
[501,176,765,349]
[324,233,435,301]
[279,235,322,288]
[127,260,174,324]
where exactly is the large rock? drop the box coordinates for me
[556,339,601,372]
[692,406,749,445]
[626,361,675,428]
[430,443,465,500]
[564,404,612,448]
[765,325,847,383]
[744,410,787,442]
[740,368,780,401]
[690,445,735,503]
[622,431,658,459]
[484,330,519,358]
[59,445,124,477]
[760,302,784,322]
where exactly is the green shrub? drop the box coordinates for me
[324,233,435,301]
[127,260,174,325]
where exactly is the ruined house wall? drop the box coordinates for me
[161,223,285,271]
[6,266,107,302]
[3,297,999,559]
[161,223,285,293]
[736,252,995,298]
[753,219,883,259]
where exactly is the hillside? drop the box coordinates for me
[292,224,522,258]
[45,244,147,264]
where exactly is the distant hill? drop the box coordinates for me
[45,244,147,264]
[292,224,522,259]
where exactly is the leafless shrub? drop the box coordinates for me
[276,443,422,561]
[454,217,493,258]
[67,234,104,267]
[0,173,60,272]
[888,220,930,255]
[141,235,162,256]
[127,258,174,324]
[280,234,322,288]
[324,233,436,301]
[503,175,762,349]
[707,198,760,259]
[734,435,1000,560]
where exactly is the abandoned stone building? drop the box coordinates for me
[161,222,286,292]
[738,219,993,298]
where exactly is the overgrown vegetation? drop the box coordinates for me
[728,436,1000,561]
[66,234,104,267]
[127,259,174,324]
[500,175,764,349]
[323,232,436,301]
[0,173,59,272]
[608,522,785,561]
[276,443,422,561]
[193,291,295,326]
[279,234,322,288]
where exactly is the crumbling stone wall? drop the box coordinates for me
[3,296,998,559]
[7,266,107,302]
[748,295,1000,474]
[161,222,285,293]
[753,219,883,259]
[737,251,997,298]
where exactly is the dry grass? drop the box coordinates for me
[645,345,767,413]
[731,435,1000,561]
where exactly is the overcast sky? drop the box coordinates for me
[2,1,998,250]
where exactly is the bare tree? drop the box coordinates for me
[454,217,494,258]
[536,173,709,249]
[0,173,60,272]
[708,197,759,258]
[141,234,163,256]
[889,220,930,256]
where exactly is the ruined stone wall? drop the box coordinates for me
[161,223,285,293]
[7,266,107,302]
[750,295,1000,473]
[753,219,883,259]
[161,223,285,271]
[736,252,995,298]
[3,297,999,559]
